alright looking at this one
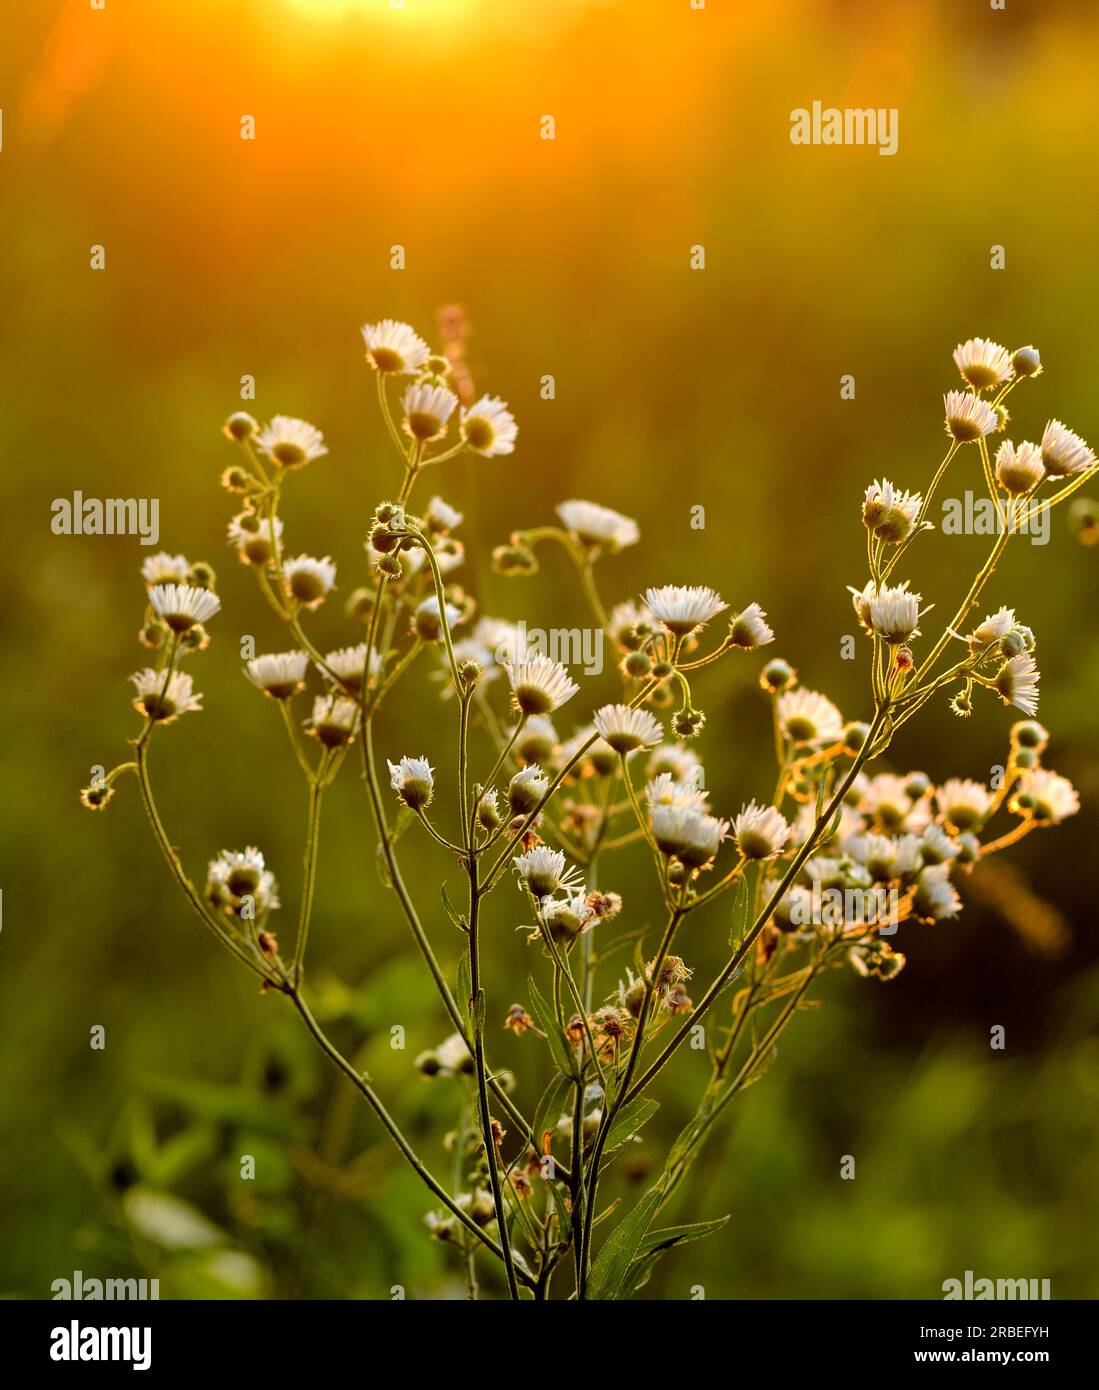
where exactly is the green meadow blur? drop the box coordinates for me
[2,0,1098,1299]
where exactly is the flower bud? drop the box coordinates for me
[187,561,217,590]
[492,544,538,576]
[760,658,796,693]
[1011,345,1041,378]
[623,650,652,678]
[223,411,258,441]
[843,721,871,754]
[1011,719,1048,751]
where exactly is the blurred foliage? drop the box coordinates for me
[1,0,1097,1299]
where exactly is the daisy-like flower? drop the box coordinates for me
[1040,419,1096,477]
[413,594,461,642]
[425,496,464,533]
[460,395,518,456]
[727,602,775,650]
[913,865,961,922]
[149,583,221,634]
[207,846,280,918]
[651,805,729,869]
[322,643,383,694]
[645,772,709,813]
[246,650,309,700]
[993,651,1040,715]
[131,669,203,723]
[388,755,435,810]
[228,512,283,567]
[559,727,617,778]
[255,416,327,469]
[514,846,582,899]
[434,1033,475,1076]
[476,788,503,832]
[919,824,958,867]
[644,585,728,637]
[402,383,458,443]
[967,606,1016,654]
[141,552,190,587]
[556,500,639,554]
[593,703,662,754]
[504,654,579,716]
[1011,768,1079,824]
[733,802,791,860]
[362,319,430,375]
[944,390,998,442]
[540,892,598,944]
[868,583,927,645]
[307,694,360,749]
[608,599,654,649]
[952,337,1013,390]
[647,743,702,785]
[859,775,930,834]
[862,480,923,544]
[516,715,557,764]
[847,832,904,882]
[777,688,844,746]
[508,764,549,815]
[995,440,1045,496]
[284,555,336,608]
[936,777,992,833]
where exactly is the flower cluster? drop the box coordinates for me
[84,323,1091,1302]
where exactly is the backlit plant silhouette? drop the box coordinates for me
[85,323,1091,1299]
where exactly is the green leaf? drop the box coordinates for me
[586,1186,664,1301]
[456,954,472,1017]
[473,987,487,1035]
[635,1214,731,1260]
[729,863,758,949]
[604,1097,659,1155]
[441,881,467,931]
[527,976,576,1078]
[531,1072,572,1157]
[619,1215,732,1299]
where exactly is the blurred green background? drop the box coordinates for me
[1,0,1097,1299]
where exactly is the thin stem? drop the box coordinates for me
[466,862,522,1299]
[289,989,533,1285]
